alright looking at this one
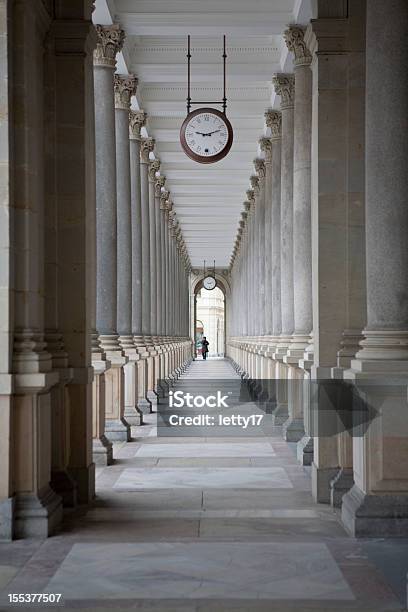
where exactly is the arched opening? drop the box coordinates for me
[195,287,225,358]
[193,277,228,359]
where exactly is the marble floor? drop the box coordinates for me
[0,358,407,611]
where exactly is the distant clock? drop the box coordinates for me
[203,275,217,291]
[180,107,233,164]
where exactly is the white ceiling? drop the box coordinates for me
[94,0,314,267]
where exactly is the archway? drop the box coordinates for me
[192,276,229,359]
[196,286,225,358]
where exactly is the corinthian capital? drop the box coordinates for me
[160,190,170,209]
[140,137,155,163]
[272,74,295,110]
[259,137,272,163]
[94,24,125,68]
[246,189,255,205]
[129,110,146,140]
[114,74,137,110]
[250,175,259,196]
[265,109,282,140]
[155,175,166,197]
[254,158,266,182]
[284,25,312,66]
[148,159,160,181]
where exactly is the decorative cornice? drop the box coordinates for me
[155,175,166,197]
[284,25,312,67]
[94,24,125,68]
[114,74,137,110]
[259,137,272,163]
[140,137,155,163]
[148,159,161,181]
[129,110,146,140]
[254,158,266,182]
[272,74,295,110]
[265,109,282,140]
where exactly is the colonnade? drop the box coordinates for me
[0,2,192,539]
[1,0,407,542]
[228,0,408,537]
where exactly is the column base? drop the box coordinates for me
[272,403,289,425]
[342,484,408,537]
[124,405,144,426]
[282,417,304,442]
[50,469,78,508]
[69,463,95,505]
[92,434,113,466]
[146,389,158,407]
[297,435,314,466]
[14,487,63,538]
[330,467,354,508]
[312,463,339,504]
[138,397,153,413]
[0,497,15,540]
[105,418,131,442]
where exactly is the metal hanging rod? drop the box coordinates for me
[186,35,227,116]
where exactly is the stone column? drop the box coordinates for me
[129,110,147,419]
[278,28,313,444]
[94,24,130,442]
[48,11,99,498]
[159,190,170,385]
[250,176,259,343]
[147,158,160,398]
[254,159,266,383]
[165,206,172,341]
[266,111,282,350]
[114,74,141,427]
[154,175,165,391]
[44,19,76,503]
[140,136,155,407]
[0,0,13,538]
[273,74,295,355]
[255,159,266,338]
[342,0,408,537]
[284,26,313,358]
[304,6,362,503]
[246,189,255,341]
[8,0,61,538]
[129,112,148,414]
[148,158,160,341]
[140,137,154,340]
[155,175,165,339]
[260,137,273,337]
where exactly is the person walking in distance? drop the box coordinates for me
[202,336,209,360]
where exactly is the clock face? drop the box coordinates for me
[180,108,233,164]
[203,276,217,291]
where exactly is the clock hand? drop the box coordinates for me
[208,129,221,136]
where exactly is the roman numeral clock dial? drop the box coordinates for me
[180,108,233,164]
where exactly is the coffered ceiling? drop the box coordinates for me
[94,0,314,267]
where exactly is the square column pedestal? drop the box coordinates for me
[341,358,408,537]
[103,347,131,442]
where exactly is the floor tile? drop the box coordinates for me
[135,442,275,458]
[113,467,293,490]
[44,542,355,601]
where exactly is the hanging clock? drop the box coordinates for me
[203,275,217,291]
[180,36,233,164]
[180,107,233,164]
